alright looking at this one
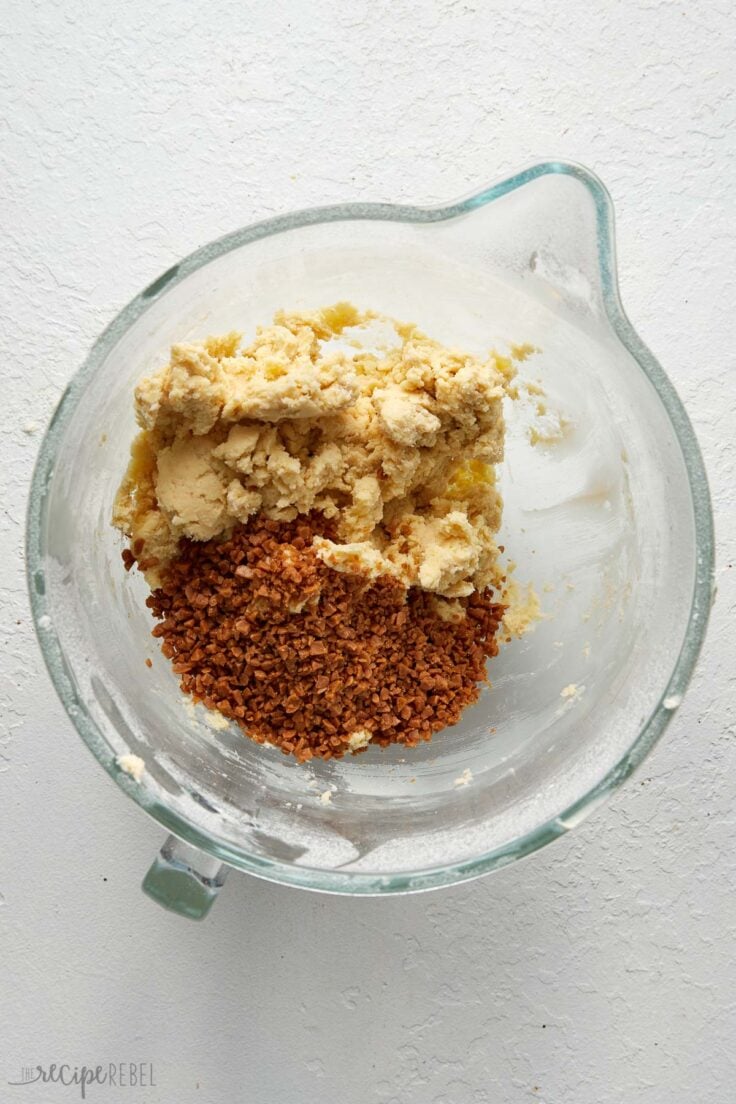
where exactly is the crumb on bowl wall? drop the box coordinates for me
[116,754,145,782]
[204,710,230,731]
[502,580,542,639]
[347,728,372,752]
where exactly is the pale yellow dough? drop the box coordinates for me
[114,303,528,597]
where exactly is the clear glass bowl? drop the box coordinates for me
[27,161,714,917]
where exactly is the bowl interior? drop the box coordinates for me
[32,180,700,887]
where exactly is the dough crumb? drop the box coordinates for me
[502,580,542,638]
[347,729,373,752]
[454,768,473,787]
[204,710,230,731]
[560,683,584,701]
[318,789,333,805]
[524,379,545,396]
[182,697,231,730]
[529,411,572,447]
[116,754,145,781]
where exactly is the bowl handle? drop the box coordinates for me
[142,835,228,920]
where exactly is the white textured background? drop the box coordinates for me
[2,2,735,1102]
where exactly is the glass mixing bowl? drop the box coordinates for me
[27,161,714,918]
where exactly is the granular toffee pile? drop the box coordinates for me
[142,514,506,762]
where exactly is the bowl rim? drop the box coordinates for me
[27,159,715,895]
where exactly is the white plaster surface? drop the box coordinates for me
[1,2,735,1101]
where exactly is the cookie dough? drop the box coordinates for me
[114,303,529,597]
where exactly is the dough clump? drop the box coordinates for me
[114,303,523,597]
